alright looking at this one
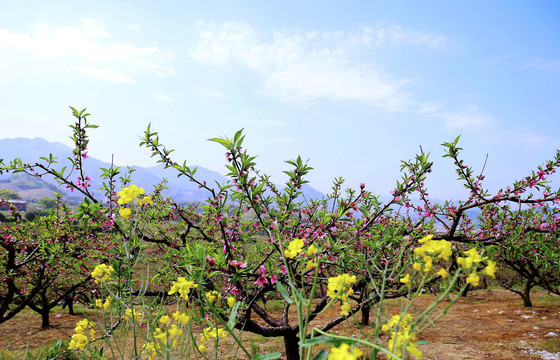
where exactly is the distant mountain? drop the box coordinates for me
[0,138,325,203]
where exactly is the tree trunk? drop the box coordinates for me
[284,332,300,360]
[66,296,75,315]
[521,281,533,307]
[460,283,471,297]
[40,293,50,328]
[361,302,370,325]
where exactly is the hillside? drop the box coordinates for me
[0,138,325,202]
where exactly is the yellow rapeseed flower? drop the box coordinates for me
[124,308,142,323]
[414,235,452,261]
[436,268,449,278]
[457,248,485,269]
[400,273,410,285]
[200,326,227,342]
[168,277,198,300]
[95,297,111,310]
[423,256,433,272]
[68,333,89,350]
[327,274,357,299]
[206,290,220,305]
[466,272,480,286]
[306,260,318,270]
[91,264,114,284]
[284,238,305,259]
[68,319,96,350]
[159,315,170,325]
[306,244,318,256]
[119,207,131,219]
[136,195,153,206]
[482,260,496,278]
[383,314,421,359]
[227,296,236,308]
[328,343,363,360]
[172,311,191,324]
[117,184,144,204]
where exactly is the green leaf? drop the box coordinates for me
[208,137,230,147]
[252,353,282,360]
[300,336,333,347]
[276,282,294,304]
[311,350,329,360]
[227,301,241,329]
[233,128,244,145]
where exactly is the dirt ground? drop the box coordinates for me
[1,289,559,359]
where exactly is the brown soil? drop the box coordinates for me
[1,289,559,359]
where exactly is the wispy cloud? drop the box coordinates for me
[190,22,446,110]
[502,129,550,147]
[127,23,142,31]
[73,66,136,83]
[195,88,227,98]
[523,58,560,71]
[434,107,497,131]
[0,18,174,82]
[154,93,175,102]
[190,22,508,135]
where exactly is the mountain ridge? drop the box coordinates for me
[0,137,325,202]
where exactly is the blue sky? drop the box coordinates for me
[1,1,559,200]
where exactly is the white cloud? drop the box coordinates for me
[154,93,174,102]
[0,18,174,82]
[523,58,560,71]
[503,129,549,147]
[127,23,142,31]
[73,66,136,83]
[190,22,508,136]
[190,22,446,110]
[357,25,447,48]
[435,108,497,131]
[195,88,227,98]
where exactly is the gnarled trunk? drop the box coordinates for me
[284,332,300,360]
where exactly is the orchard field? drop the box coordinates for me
[0,108,559,359]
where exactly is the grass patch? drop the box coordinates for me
[0,339,76,360]
[533,293,560,306]
[256,299,284,311]
[538,338,560,353]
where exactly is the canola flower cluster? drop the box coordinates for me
[382,314,422,359]
[400,235,497,287]
[328,343,363,360]
[68,319,96,350]
[116,184,153,219]
[327,273,357,316]
[198,326,228,352]
[168,277,198,300]
[206,290,220,305]
[412,235,452,277]
[123,308,143,323]
[284,238,304,259]
[95,297,111,310]
[284,238,320,270]
[143,311,191,360]
[91,263,114,284]
[458,248,496,286]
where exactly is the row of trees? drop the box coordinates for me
[0,107,558,359]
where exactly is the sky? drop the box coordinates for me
[1,1,560,200]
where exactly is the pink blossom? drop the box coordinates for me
[255,275,268,287]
